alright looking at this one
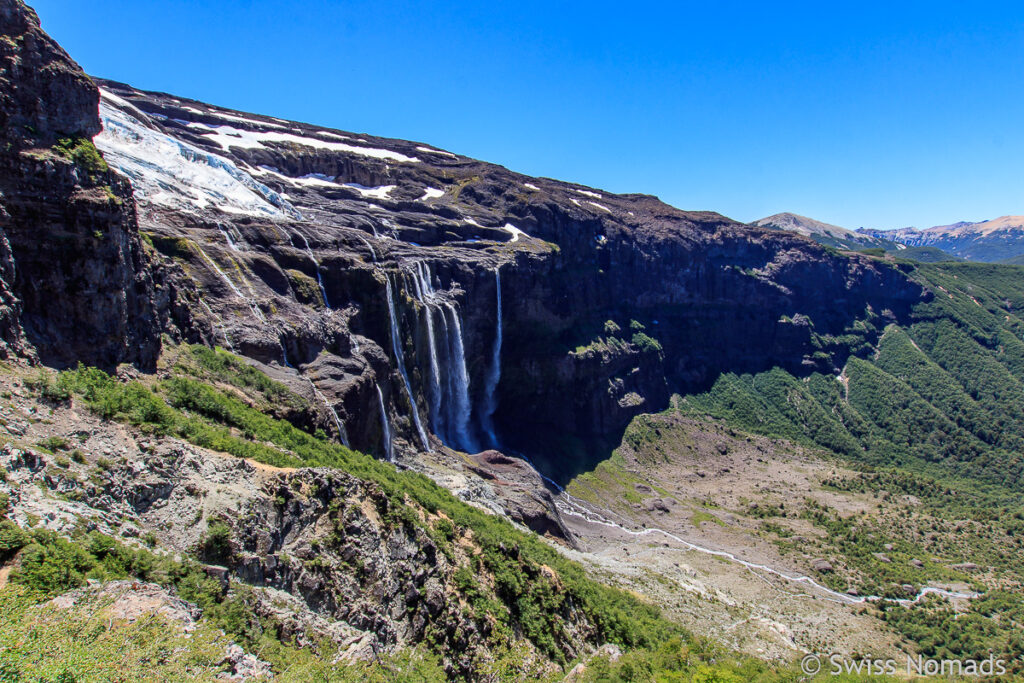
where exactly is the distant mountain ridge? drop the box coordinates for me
[858,216,1024,262]
[752,212,901,252]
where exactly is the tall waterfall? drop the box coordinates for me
[293,231,330,309]
[385,275,431,451]
[402,261,479,452]
[376,383,393,462]
[481,267,502,446]
[443,303,478,452]
[413,267,444,438]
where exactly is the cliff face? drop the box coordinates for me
[0,0,927,476]
[0,0,160,369]
[84,78,927,475]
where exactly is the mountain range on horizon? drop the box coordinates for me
[755,211,1024,263]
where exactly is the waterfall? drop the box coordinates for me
[199,299,234,351]
[292,231,330,309]
[194,242,266,322]
[385,275,431,451]
[481,267,502,446]
[376,383,393,462]
[358,237,378,263]
[443,302,478,453]
[217,222,241,251]
[410,263,444,438]
[279,340,292,368]
[306,378,350,447]
[399,261,479,452]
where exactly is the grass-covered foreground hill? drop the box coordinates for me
[0,345,828,682]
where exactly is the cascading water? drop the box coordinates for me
[292,231,330,308]
[385,275,431,451]
[376,383,393,462]
[409,264,444,439]
[199,299,234,351]
[194,242,266,323]
[217,222,242,251]
[442,303,478,452]
[480,267,502,446]
[400,261,478,452]
[306,378,350,447]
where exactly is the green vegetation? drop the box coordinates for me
[669,261,1024,663]
[878,592,1024,673]
[285,268,324,307]
[53,136,108,181]
[19,350,686,667]
[573,319,663,357]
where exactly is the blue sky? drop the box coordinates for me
[31,0,1024,229]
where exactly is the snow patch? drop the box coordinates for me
[523,183,541,192]
[419,187,445,201]
[464,217,482,227]
[344,184,396,199]
[501,223,529,242]
[256,167,339,188]
[574,189,603,199]
[587,201,612,213]
[415,146,457,158]
[187,122,420,162]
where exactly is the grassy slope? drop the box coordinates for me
[0,346,815,682]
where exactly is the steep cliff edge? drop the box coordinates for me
[88,78,926,478]
[0,0,161,369]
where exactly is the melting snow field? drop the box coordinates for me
[415,146,457,158]
[185,121,421,163]
[501,223,529,242]
[419,187,445,201]
[256,167,341,188]
[96,92,300,219]
[343,183,396,200]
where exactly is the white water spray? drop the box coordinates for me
[443,303,478,452]
[376,383,393,462]
[385,275,431,451]
[292,231,330,309]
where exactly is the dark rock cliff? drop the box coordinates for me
[0,0,160,369]
[0,0,927,480]
[88,76,926,481]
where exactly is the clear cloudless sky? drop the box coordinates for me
[28,0,1024,229]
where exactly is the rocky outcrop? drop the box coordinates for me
[0,0,162,369]
[0,407,579,679]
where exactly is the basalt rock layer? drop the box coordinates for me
[0,0,926,478]
[89,79,926,476]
